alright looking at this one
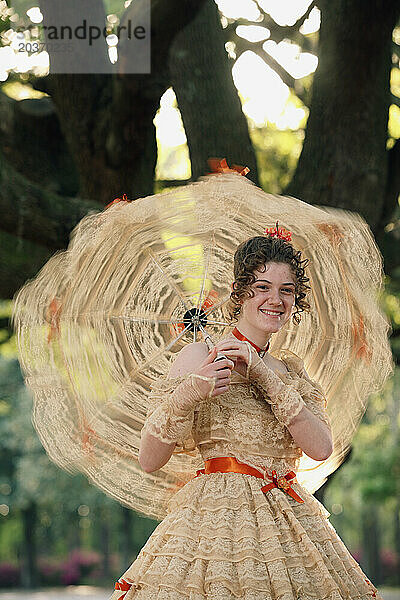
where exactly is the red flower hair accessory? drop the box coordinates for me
[264,221,292,242]
[208,157,250,177]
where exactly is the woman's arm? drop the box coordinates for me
[139,344,233,473]
[138,343,208,473]
[284,404,333,461]
[138,430,177,473]
[248,358,333,461]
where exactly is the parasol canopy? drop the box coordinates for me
[12,171,392,521]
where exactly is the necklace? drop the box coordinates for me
[232,327,270,358]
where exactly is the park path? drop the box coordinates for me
[0,587,109,600]
[0,586,399,600]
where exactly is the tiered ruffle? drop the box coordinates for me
[110,472,380,600]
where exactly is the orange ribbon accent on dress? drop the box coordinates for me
[105,193,129,209]
[208,157,250,177]
[194,456,303,503]
[114,577,133,599]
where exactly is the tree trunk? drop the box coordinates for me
[0,149,102,298]
[20,502,38,588]
[67,511,81,553]
[286,0,400,232]
[37,0,208,203]
[361,502,383,586]
[0,150,99,248]
[120,506,133,571]
[100,506,111,579]
[395,499,400,585]
[170,0,258,183]
[0,231,51,299]
[0,93,79,196]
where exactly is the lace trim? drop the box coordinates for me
[111,581,379,600]
[142,373,217,454]
[167,469,328,516]
[268,349,330,429]
[248,358,306,427]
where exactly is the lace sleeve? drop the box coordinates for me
[243,342,305,427]
[298,368,330,428]
[248,358,305,427]
[141,373,215,455]
[280,350,331,429]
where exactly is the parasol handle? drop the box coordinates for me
[200,329,228,363]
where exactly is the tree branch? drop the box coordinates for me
[391,93,400,108]
[392,41,400,62]
[224,1,317,52]
[254,0,316,36]
[383,138,400,226]
[231,33,308,105]
[0,151,100,251]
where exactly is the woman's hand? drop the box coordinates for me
[211,340,255,378]
[193,347,235,398]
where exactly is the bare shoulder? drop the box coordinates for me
[168,342,209,378]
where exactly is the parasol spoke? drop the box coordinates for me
[193,324,197,343]
[111,315,187,326]
[203,293,231,316]
[147,248,192,312]
[127,321,193,379]
[196,239,213,313]
[206,320,233,327]
[111,310,178,322]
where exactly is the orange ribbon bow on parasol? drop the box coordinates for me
[208,157,250,177]
[105,193,130,210]
[47,297,62,344]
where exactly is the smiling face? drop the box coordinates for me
[238,262,296,337]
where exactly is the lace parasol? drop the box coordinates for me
[12,171,393,521]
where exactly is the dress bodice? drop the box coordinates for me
[190,348,329,478]
[145,341,330,480]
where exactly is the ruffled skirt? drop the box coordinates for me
[110,471,380,600]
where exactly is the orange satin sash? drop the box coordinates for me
[194,456,304,504]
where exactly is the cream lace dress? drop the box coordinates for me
[110,346,380,600]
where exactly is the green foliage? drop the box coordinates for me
[248,90,308,195]
[383,272,400,362]
[251,124,304,194]
[0,353,159,569]
[325,368,400,556]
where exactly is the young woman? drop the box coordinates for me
[112,233,381,600]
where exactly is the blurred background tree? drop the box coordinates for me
[0,345,156,587]
[0,0,399,590]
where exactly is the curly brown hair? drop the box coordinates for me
[227,235,311,324]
